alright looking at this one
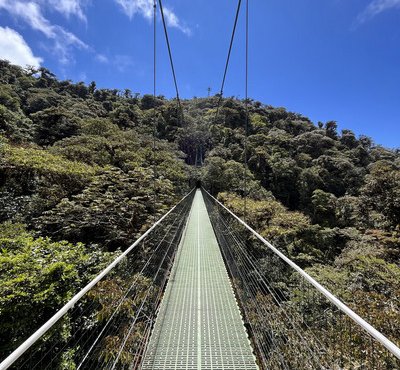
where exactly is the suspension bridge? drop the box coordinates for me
[1,0,400,369]
[141,190,257,369]
[0,187,399,369]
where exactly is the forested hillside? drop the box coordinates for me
[1,60,399,357]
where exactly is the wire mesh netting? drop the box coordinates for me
[203,189,400,370]
[4,190,195,370]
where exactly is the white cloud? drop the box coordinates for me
[114,54,134,72]
[0,0,89,64]
[163,7,191,35]
[95,54,109,63]
[115,0,153,19]
[12,1,56,38]
[115,0,191,35]
[95,53,137,71]
[357,0,400,23]
[46,0,87,21]
[55,28,89,64]
[0,26,43,67]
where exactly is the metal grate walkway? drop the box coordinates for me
[142,190,258,370]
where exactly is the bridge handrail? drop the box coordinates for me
[203,188,400,360]
[0,188,196,370]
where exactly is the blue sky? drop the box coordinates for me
[0,0,399,148]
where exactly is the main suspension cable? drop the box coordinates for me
[158,0,184,122]
[213,0,242,123]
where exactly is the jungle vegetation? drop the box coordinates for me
[0,60,399,361]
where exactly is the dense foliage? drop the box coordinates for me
[195,97,399,347]
[0,61,190,361]
[0,60,399,362]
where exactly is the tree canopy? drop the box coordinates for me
[0,60,399,361]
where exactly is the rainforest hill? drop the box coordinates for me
[0,60,399,356]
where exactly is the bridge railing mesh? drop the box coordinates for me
[203,188,400,370]
[0,189,195,370]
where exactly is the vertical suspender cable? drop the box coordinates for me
[244,0,249,220]
[153,0,157,220]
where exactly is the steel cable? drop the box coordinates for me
[213,0,242,124]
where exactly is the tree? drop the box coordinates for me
[0,143,95,222]
[0,223,114,360]
[110,103,141,129]
[294,131,335,158]
[0,84,20,111]
[32,107,80,146]
[311,189,337,226]
[361,160,400,230]
[66,81,89,99]
[24,88,63,114]
[267,154,301,208]
[297,167,324,210]
[88,81,96,94]
[335,195,360,228]
[340,129,358,149]
[315,154,363,196]
[140,95,164,110]
[218,192,324,266]
[0,105,34,142]
[35,67,57,88]
[325,121,338,139]
[201,156,225,194]
[307,245,400,347]
[36,167,176,250]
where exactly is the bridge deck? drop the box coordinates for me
[142,190,258,369]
